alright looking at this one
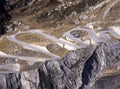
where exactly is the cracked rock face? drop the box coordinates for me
[0,41,120,89]
[1,0,120,89]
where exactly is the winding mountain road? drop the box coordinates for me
[0,26,120,73]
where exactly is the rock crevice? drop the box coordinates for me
[0,41,120,89]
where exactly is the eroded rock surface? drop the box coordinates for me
[0,41,120,89]
[0,0,120,89]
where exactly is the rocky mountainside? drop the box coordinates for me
[0,41,120,89]
[0,0,120,89]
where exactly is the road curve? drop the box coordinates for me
[0,26,120,73]
[7,31,60,59]
[63,26,120,45]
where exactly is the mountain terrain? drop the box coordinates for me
[0,0,120,89]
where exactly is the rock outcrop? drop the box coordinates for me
[0,41,120,89]
[0,0,120,89]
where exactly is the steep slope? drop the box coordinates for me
[0,0,120,89]
[0,41,120,89]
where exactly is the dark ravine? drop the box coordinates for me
[0,41,120,89]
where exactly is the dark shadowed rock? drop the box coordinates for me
[92,74,120,89]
